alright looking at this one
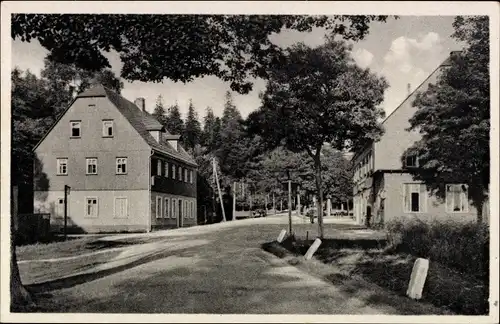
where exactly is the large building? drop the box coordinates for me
[33,84,197,233]
[351,52,487,226]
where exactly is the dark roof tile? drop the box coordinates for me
[83,85,196,166]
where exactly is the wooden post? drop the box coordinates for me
[250,193,253,212]
[64,185,68,240]
[327,198,331,217]
[213,158,226,222]
[265,195,268,214]
[297,192,301,216]
[273,192,276,215]
[232,181,236,221]
[288,179,292,235]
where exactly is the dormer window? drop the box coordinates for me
[404,154,418,168]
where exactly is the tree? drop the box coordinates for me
[221,91,241,127]
[10,61,123,310]
[152,95,168,126]
[12,14,390,94]
[247,37,387,238]
[406,16,489,222]
[184,100,202,151]
[41,57,123,98]
[165,102,184,136]
[216,92,255,181]
[201,107,217,151]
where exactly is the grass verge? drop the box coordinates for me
[263,232,488,315]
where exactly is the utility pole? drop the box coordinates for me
[232,181,236,221]
[213,158,226,222]
[287,171,292,235]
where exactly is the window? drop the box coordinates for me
[179,199,183,218]
[403,183,427,213]
[114,197,128,218]
[446,184,469,213]
[156,196,162,218]
[172,198,177,218]
[85,197,98,218]
[116,157,127,174]
[86,158,98,174]
[56,198,64,218]
[404,154,418,168]
[157,160,162,176]
[178,166,183,181]
[57,158,68,175]
[184,169,188,182]
[172,164,176,180]
[164,162,169,178]
[102,120,114,137]
[190,170,193,184]
[70,121,81,137]
[190,201,195,219]
[164,198,170,218]
[184,200,188,218]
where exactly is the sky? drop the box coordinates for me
[11,15,464,122]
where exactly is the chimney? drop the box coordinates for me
[407,83,411,96]
[134,97,146,112]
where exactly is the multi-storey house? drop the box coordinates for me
[33,84,197,233]
[351,52,486,226]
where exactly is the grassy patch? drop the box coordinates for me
[264,226,488,315]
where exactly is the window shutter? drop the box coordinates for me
[402,184,408,212]
[419,184,426,212]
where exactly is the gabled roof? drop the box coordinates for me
[39,84,197,167]
[350,52,458,165]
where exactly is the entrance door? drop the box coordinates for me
[177,199,183,228]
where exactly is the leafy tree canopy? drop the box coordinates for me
[12,14,390,94]
[246,36,387,237]
[406,16,489,220]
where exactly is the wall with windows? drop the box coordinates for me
[352,146,374,185]
[150,192,197,229]
[34,96,151,192]
[34,190,150,233]
[381,173,478,223]
[373,66,446,171]
[150,156,197,198]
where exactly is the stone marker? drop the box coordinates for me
[277,229,287,243]
[406,258,429,300]
[304,238,322,260]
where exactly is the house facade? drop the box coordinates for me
[33,85,197,233]
[351,52,485,227]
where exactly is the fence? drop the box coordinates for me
[16,213,51,245]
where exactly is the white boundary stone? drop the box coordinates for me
[406,258,429,300]
[277,229,287,243]
[304,238,322,260]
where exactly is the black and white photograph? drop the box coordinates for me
[1,1,498,323]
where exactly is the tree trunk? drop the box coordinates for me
[476,200,483,223]
[314,155,324,239]
[11,186,32,310]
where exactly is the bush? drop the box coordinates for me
[385,217,489,279]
